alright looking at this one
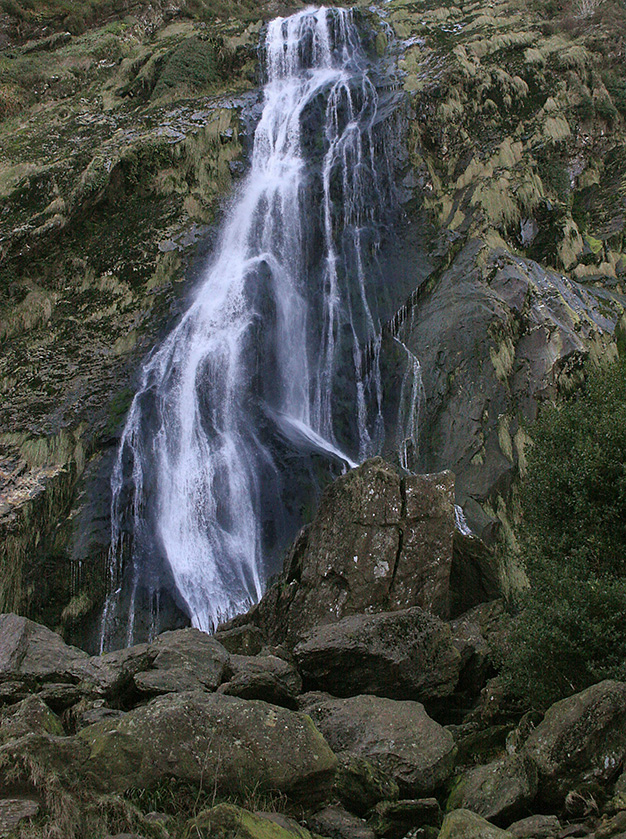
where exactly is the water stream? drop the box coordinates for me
[101,6,413,649]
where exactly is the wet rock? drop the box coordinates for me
[249,460,456,644]
[79,691,337,804]
[395,241,624,556]
[507,814,561,838]
[308,805,375,839]
[524,680,626,807]
[367,798,442,838]
[183,803,312,838]
[299,693,455,797]
[333,755,399,817]
[0,798,39,837]
[438,809,514,839]
[294,607,460,702]
[218,654,302,708]
[446,753,537,825]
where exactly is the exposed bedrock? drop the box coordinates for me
[385,241,625,563]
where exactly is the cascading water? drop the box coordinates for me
[101,6,413,650]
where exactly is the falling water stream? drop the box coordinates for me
[101,6,416,650]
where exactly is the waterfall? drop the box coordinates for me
[101,6,410,650]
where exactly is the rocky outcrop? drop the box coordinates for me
[299,693,456,797]
[294,607,461,702]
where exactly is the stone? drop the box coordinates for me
[0,613,98,686]
[367,799,442,839]
[0,798,39,837]
[132,628,229,696]
[90,643,155,700]
[446,754,537,825]
[523,680,626,806]
[294,607,460,701]
[449,531,501,617]
[248,460,456,645]
[255,813,314,839]
[308,805,375,839]
[438,809,515,839]
[213,624,266,656]
[612,771,626,811]
[299,693,455,797]
[79,691,337,804]
[0,695,64,744]
[0,733,90,791]
[333,754,399,817]
[507,814,561,838]
[183,803,312,838]
[218,654,302,708]
[594,812,626,838]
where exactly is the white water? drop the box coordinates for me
[101,7,407,649]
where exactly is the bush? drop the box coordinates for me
[501,357,626,709]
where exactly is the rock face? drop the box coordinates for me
[79,690,337,803]
[391,244,624,557]
[523,680,626,806]
[247,460,457,646]
[294,607,461,701]
[299,693,456,797]
[183,803,312,839]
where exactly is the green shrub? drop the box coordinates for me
[501,357,626,709]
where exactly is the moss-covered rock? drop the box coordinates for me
[182,803,312,839]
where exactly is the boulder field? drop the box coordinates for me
[1,460,626,839]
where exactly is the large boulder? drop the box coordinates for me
[523,680,626,806]
[131,628,229,696]
[218,654,302,708]
[244,459,456,645]
[0,613,99,686]
[299,693,456,797]
[446,754,538,825]
[294,607,460,701]
[79,690,337,804]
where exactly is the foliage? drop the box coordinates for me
[501,357,626,709]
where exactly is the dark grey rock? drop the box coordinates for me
[299,693,455,797]
[507,814,561,838]
[308,805,375,839]
[524,680,626,807]
[446,754,538,825]
[218,653,302,708]
[294,607,460,702]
